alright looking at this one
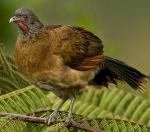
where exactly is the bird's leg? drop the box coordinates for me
[32,80,55,91]
[65,97,75,124]
[46,99,66,125]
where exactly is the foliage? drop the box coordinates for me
[0,47,150,131]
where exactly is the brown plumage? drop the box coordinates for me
[9,8,147,124]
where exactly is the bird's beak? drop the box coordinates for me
[9,16,18,23]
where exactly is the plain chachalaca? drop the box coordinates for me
[9,8,148,124]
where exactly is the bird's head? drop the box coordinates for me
[9,8,44,35]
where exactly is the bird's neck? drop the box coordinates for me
[19,21,44,39]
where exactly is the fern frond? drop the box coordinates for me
[78,88,150,125]
[0,86,50,113]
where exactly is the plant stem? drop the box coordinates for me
[0,112,102,132]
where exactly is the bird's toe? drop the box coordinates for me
[64,117,74,125]
[45,113,57,125]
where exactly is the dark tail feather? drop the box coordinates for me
[91,56,147,90]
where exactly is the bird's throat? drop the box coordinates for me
[17,22,31,37]
[17,21,44,38]
[17,22,28,31]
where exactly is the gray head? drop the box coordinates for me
[9,8,44,35]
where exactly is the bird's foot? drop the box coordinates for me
[45,112,57,125]
[64,117,74,125]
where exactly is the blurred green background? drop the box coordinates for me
[0,0,149,73]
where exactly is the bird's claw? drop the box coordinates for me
[45,113,57,125]
[64,117,73,125]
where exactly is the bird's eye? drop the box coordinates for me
[22,15,27,19]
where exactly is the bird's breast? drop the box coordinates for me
[15,41,94,89]
[15,35,51,76]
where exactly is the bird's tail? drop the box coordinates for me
[91,56,147,91]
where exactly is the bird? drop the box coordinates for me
[9,8,148,125]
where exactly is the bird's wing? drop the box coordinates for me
[48,26,104,71]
